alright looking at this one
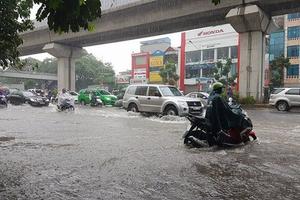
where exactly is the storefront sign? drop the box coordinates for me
[149,72,162,82]
[150,56,164,67]
[198,29,224,37]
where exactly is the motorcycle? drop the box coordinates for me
[0,94,8,108]
[57,96,75,111]
[183,100,257,148]
[90,96,103,107]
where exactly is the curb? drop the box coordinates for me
[241,104,271,109]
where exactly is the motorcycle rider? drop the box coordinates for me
[205,82,246,146]
[90,91,98,105]
[57,88,74,110]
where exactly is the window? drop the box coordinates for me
[217,47,229,59]
[269,31,285,61]
[288,26,300,39]
[231,63,237,77]
[287,46,299,57]
[288,13,300,20]
[185,50,201,63]
[127,86,136,95]
[148,87,161,96]
[203,49,214,61]
[271,88,284,94]
[285,89,300,95]
[135,86,147,96]
[135,56,147,65]
[159,86,182,96]
[287,65,299,77]
[230,46,238,59]
[99,90,111,95]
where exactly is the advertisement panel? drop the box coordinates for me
[116,75,130,84]
[133,68,146,79]
[149,72,162,82]
[150,56,164,67]
[149,54,164,83]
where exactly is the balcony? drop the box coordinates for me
[284,76,300,86]
[289,58,300,65]
[287,18,300,27]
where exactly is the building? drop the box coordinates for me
[179,24,239,93]
[116,70,131,85]
[285,12,300,87]
[131,37,179,84]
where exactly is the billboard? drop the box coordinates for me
[150,56,164,67]
[149,51,164,83]
[116,75,130,84]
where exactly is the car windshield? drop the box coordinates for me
[159,86,183,96]
[23,92,35,97]
[100,90,111,95]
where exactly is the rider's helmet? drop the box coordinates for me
[62,88,67,93]
[212,82,224,94]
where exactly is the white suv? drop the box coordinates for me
[123,84,203,116]
[269,88,300,111]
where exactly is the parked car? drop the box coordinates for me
[7,91,49,106]
[123,84,203,116]
[78,88,117,105]
[269,88,300,111]
[186,92,209,106]
[69,91,79,104]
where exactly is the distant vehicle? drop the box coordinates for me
[7,91,49,106]
[185,92,209,106]
[28,89,45,96]
[269,88,300,111]
[78,88,117,105]
[122,84,203,116]
[69,91,79,104]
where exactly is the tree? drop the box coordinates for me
[159,62,179,85]
[269,55,290,88]
[213,58,235,85]
[212,0,221,5]
[0,0,102,70]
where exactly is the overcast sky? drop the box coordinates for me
[24,5,181,74]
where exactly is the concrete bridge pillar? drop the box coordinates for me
[226,5,278,102]
[43,43,86,91]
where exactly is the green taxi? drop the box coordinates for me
[78,88,117,105]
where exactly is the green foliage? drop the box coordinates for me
[0,0,101,70]
[239,96,256,105]
[213,58,234,85]
[270,55,290,87]
[0,0,33,69]
[212,0,221,5]
[34,0,102,33]
[159,62,179,85]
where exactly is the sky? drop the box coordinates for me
[23,4,181,74]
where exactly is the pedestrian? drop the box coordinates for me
[227,86,233,98]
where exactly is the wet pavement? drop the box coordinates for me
[0,104,299,200]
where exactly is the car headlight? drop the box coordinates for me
[178,100,188,107]
[30,98,37,101]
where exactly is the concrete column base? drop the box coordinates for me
[239,31,265,101]
[43,43,86,91]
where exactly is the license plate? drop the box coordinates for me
[191,107,201,110]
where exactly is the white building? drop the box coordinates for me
[181,24,239,93]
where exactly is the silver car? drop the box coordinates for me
[186,92,209,106]
[123,84,203,116]
[269,88,300,111]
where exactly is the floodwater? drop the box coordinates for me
[0,105,299,200]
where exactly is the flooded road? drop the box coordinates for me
[0,105,299,200]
